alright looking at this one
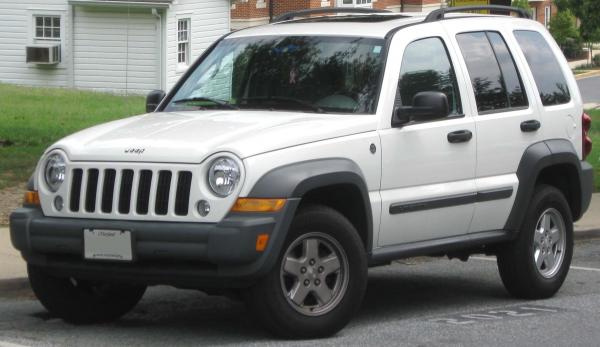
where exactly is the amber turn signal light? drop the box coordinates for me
[256,234,270,252]
[231,198,286,213]
[24,191,40,206]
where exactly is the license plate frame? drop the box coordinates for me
[83,229,134,262]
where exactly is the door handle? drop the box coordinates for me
[447,130,473,143]
[521,119,541,132]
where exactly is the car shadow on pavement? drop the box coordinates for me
[7,261,522,344]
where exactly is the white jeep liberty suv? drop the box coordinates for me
[10,5,594,339]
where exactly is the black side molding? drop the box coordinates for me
[389,187,513,215]
[369,230,513,266]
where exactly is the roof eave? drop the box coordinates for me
[68,0,171,8]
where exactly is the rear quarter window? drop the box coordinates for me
[513,30,570,106]
[456,31,528,114]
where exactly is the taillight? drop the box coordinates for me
[583,112,592,160]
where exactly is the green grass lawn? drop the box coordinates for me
[0,84,599,191]
[587,109,600,191]
[0,84,144,189]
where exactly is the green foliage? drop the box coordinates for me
[0,84,144,189]
[594,53,600,66]
[549,10,579,45]
[511,0,530,10]
[586,109,600,191]
[554,0,600,43]
[549,10,583,59]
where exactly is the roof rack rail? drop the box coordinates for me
[272,7,391,23]
[424,5,531,22]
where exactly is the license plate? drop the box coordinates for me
[84,229,133,261]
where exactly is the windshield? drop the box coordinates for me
[165,35,385,114]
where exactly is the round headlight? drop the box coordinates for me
[44,153,66,192]
[208,157,240,197]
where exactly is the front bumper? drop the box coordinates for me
[9,200,298,288]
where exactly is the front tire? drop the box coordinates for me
[28,265,146,324]
[497,184,573,299]
[246,205,368,339]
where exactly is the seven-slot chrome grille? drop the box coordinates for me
[68,167,193,217]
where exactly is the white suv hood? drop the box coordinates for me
[52,110,377,163]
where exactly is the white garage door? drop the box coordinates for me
[73,6,159,93]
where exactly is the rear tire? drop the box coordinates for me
[497,184,573,299]
[246,205,368,339]
[28,265,146,324]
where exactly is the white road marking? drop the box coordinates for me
[0,341,31,347]
[570,266,600,272]
[470,256,600,272]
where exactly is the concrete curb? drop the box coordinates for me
[575,70,600,80]
[574,228,600,241]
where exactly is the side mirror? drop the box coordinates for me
[146,90,166,113]
[392,91,449,127]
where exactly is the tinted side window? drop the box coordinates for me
[456,32,527,113]
[514,30,570,106]
[398,37,462,115]
[487,32,528,108]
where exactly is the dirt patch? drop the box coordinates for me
[0,278,34,300]
[0,186,25,225]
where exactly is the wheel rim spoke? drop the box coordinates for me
[302,239,320,260]
[534,228,544,246]
[289,281,310,306]
[283,256,304,276]
[541,214,551,233]
[313,283,333,305]
[549,227,561,246]
[320,254,341,276]
[544,251,556,270]
[535,249,544,269]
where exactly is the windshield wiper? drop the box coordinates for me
[172,97,239,110]
[237,96,326,113]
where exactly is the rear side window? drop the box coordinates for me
[398,37,462,115]
[514,30,570,106]
[456,31,528,113]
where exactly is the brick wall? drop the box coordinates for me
[529,0,558,27]
[231,0,444,28]
[231,0,269,20]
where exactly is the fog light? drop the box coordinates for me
[54,196,64,211]
[197,200,210,217]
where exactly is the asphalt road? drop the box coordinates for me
[577,75,600,105]
[1,238,600,346]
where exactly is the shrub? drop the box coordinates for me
[594,53,600,67]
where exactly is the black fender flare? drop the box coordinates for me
[249,158,374,251]
[504,139,586,232]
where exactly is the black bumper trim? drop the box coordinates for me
[9,200,300,288]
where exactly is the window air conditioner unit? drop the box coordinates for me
[26,43,61,64]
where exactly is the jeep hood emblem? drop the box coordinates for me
[124,148,145,154]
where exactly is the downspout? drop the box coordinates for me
[152,8,164,91]
[70,4,76,88]
[400,0,404,13]
[269,0,274,22]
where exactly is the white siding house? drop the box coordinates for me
[0,0,230,94]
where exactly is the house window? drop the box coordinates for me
[340,0,372,7]
[544,6,551,27]
[178,18,191,65]
[35,15,60,40]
